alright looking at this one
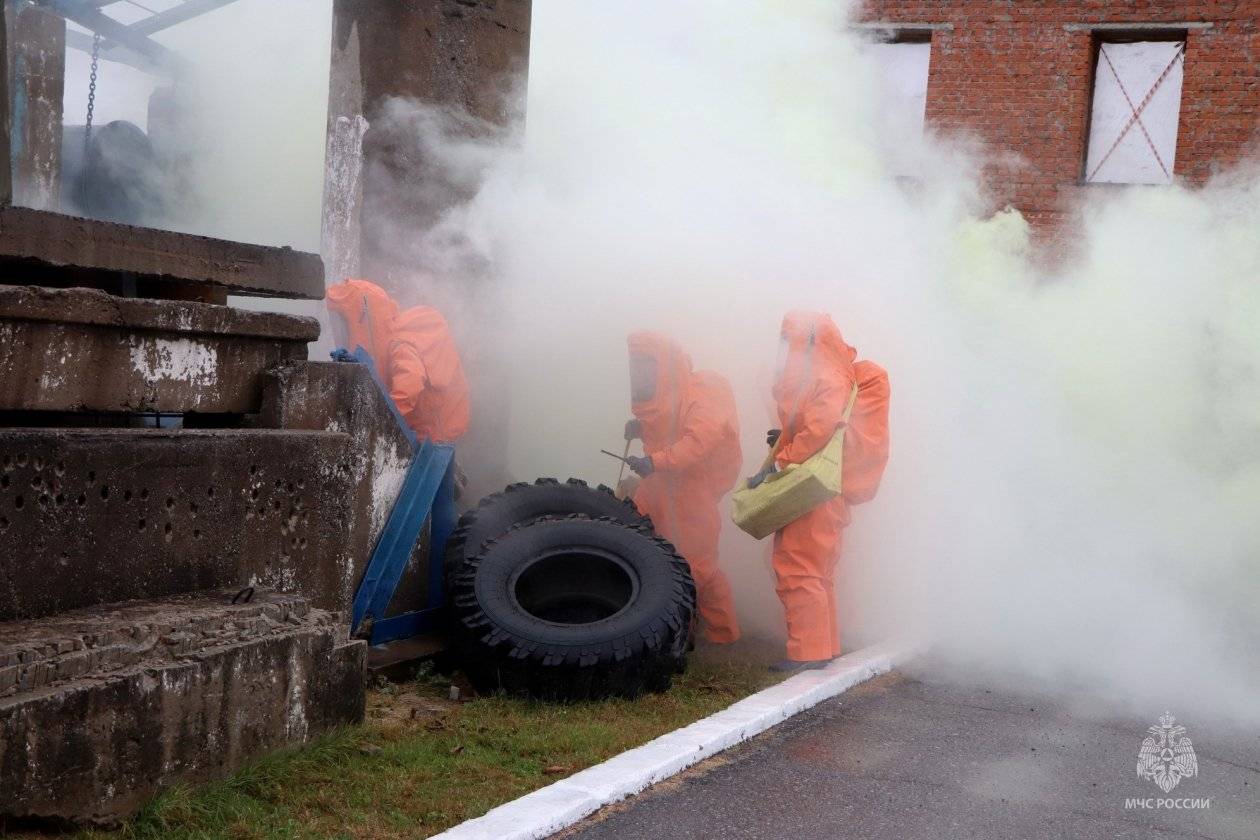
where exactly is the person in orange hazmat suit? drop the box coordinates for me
[751,311,889,672]
[325,278,470,444]
[623,332,743,644]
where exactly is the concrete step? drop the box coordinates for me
[0,428,356,621]
[0,360,420,623]
[0,284,318,415]
[0,588,365,826]
[0,206,325,300]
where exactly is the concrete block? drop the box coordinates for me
[0,429,357,620]
[0,206,324,299]
[0,358,426,624]
[258,361,428,615]
[0,590,365,826]
[0,285,318,414]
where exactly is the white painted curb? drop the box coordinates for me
[431,638,918,840]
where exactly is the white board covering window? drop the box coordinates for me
[864,41,931,175]
[1084,40,1186,185]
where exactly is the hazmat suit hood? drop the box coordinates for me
[325,278,399,371]
[628,331,693,452]
[772,310,857,430]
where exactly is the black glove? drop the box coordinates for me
[626,455,654,477]
[625,419,643,441]
[746,464,777,489]
[766,428,781,448]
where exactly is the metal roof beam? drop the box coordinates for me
[65,27,163,74]
[34,0,182,70]
[130,0,241,36]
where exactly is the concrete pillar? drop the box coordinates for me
[321,0,532,284]
[4,1,65,210]
[0,4,11,206]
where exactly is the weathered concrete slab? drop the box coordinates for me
[258,360,429,616]
[0,428,358,620]
[0,361,425,623]
[0,285,318,414]
[0,206,325,299]
[0,588,365,826]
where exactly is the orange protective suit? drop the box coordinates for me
[629,332,742,644]
[771,311,859,662]
[388,306,471,444]
[326,279,471,444]
[325,278,399,375]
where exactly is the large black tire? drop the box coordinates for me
[448,515,696,701]
[444,478,653,578]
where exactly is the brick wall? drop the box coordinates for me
[857,1,1260,235]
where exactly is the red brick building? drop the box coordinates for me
[856,1,1260,233]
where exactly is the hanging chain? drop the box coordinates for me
[84,32,102,155]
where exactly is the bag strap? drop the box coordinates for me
[840,381,859,425]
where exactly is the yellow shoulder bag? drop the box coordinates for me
[730,383,859,540]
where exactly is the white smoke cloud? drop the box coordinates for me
[158,0,333,251]
[60,0,332,250]
[379,0,1260,726]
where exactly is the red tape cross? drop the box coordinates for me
[1087,43,1185,182]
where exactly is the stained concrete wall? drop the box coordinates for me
[258,359,430,617]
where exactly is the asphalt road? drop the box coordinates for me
[560,671,1259,840]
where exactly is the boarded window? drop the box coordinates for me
[864,40,931,174]
[1084,40,1186,185]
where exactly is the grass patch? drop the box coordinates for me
[65,643,782,840]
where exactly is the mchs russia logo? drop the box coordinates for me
[1137,712,1199,793]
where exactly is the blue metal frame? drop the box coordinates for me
[334,346,458,645]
